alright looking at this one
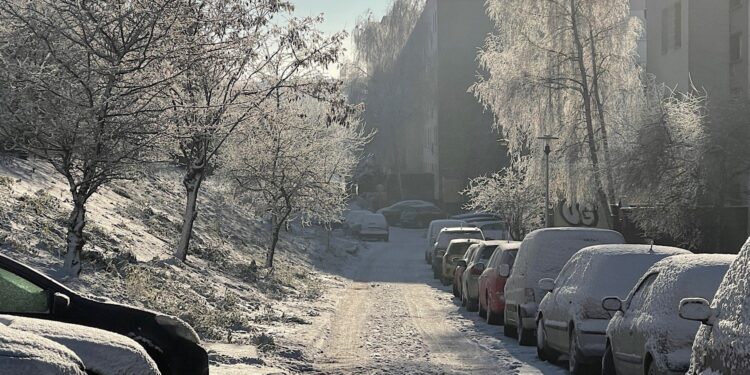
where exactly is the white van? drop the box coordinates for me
[502,227,624,345]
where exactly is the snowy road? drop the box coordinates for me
[310,227,568,374]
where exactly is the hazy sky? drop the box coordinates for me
[291,0,393,76]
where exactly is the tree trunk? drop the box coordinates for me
[174,167,205,262]
[266,218,282,268]
[63,198,87,278]
[569,0,614,228]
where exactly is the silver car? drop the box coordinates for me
[460,240,503,312]
[602,254,734,375]
[535,244,690,374]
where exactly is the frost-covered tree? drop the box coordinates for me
[462,159,543,240]
[220,95,370,268]
[167,0,345,262]
[473,0,643,226]
[0,0,184,277]
[618,85,706,246]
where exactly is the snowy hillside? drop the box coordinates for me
[0,157,359,373]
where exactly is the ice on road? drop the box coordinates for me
[311,227,568,374]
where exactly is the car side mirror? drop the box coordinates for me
[475,263,486,272]
[679,298,714,325]
[538,278,555,292]
[602,297,623,312]
[497,264,510,278]
[52,292,70,314]
[456,260,467,268]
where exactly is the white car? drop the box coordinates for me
[357,213,389,241]
[503,227,625,345]
[344,210,371,234]
[0,322,86,375]
[684,238,750,375]
[0,315,160,375]
[535,244,691,374]
[602,254,734,375]
[425,219,468,263]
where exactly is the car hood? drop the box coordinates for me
[0,323,86,375]
[0,315,160,375]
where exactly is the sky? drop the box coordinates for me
[290,0,393,76]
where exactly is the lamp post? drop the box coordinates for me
[538,135,558,227]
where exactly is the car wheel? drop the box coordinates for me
[568,330,585,374]
[461,294,467,307]
[503,307,516,338]
[466,297,478,312]
[485,292,499,325]
[536,318,555,362]
[602,341,616,375]
[517,308,535,346]
[478,300,487,318]
[646,359,659,375]
[452,282,459,298]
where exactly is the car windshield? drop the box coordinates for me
[437,232,483,247]
[446,242,473,256]
[477,245,497,261]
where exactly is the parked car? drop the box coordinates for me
[471,220,511,240]
[344,209,371,234]
[0,314,160,375]
[459,240,505,312]
[357,213,389,241]
[601,254,734,375]
[398,204,445,228]
[426,219,468,263]
[0,322,86,375]
[477,241,522,324]
[377,200,435,226]
[451,212,502,221]
[504,227,624,345]
[683,238,750,375]
[535,244,691,374]
[431,227,485,277]
[453,243,481,299]
[440,239,482,285]
[0,254,209,375]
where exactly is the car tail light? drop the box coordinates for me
[524,288,536,303]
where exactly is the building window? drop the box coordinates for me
[731,32,743,63]
[661,2,682,54]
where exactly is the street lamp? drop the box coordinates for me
[538,135,558,227]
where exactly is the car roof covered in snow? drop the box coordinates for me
[511,227,624,287]
[482,240,520,250]
[575,244,691,257]
[440,226,482,233]
[639,254,735,315]
[0,322,86,375]
[0,315,160,375]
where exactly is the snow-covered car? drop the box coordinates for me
[601,254,734,375]
[535,244,691,374]
[357,213,389,241]
[477,241,521,324]
[0,253,209,375]
[398,204,445,228]
[453,243,481,299]
[459,240,504,312]
[450,212,502,222]
[684,238,750,375]
[0,322,86,375]
[0,315,159,374]
[430,227,484,277]
[503,227,624,345]
[440,239,482,285]
[471,220,511,240]
[377,200,436,226]
[344,209,371,234]
[425,219,468,263]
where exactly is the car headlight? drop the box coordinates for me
[155,315,201,344]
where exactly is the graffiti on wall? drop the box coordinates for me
[555,199,603,228]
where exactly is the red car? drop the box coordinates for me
[453,243,481,299]
[477,241,521,324]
